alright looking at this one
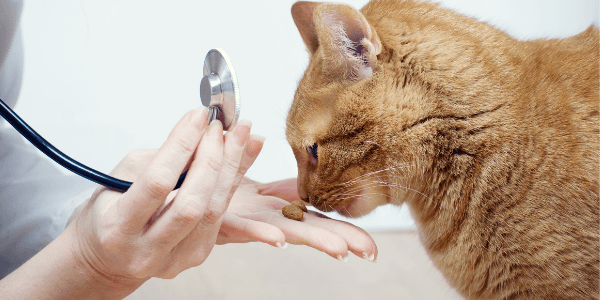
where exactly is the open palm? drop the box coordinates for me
[218,177,378,261]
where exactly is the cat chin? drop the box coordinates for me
[336,186,389,218]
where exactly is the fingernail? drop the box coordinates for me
[276,242,288,249]
[246,134,266,158]
[199,106,209,116]
[362,252,375,262]
[252,134,266,143]
[209,119,223,130]
[233,120,252,147]
[337,252,349,262]
[237,119,252,127]
[197,107,209,127]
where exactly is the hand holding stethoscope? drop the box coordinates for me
[0,49,240,192]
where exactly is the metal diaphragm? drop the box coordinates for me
[199,49,240,131]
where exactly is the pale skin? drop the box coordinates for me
[0,106,377,299]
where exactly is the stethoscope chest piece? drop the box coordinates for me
[0,48,242,192]
[200,49,240,131]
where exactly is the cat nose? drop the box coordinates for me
[299,192,309,202]
[297,181,309,202]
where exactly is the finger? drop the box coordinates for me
[118,149,197,185]
[233,134,265,185]
[224,134,266,204]
[256,178,304,203]
[144,119,224,249]
[303,211,378,261]
[216,214,286,247]
[152,120,251,268]
[251,211,349,260]
[163,126,262,267]
[148,120,251,257]
[201,120,252,225]
[119,107,209,231]
[110,149,160,182]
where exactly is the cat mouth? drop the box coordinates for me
[306,201,354,216]
[336,201,356,217]
[311,185,389,218]
[309,196,348,214]
[309,186,355,213]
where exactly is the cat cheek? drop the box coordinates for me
[343,186,388,218]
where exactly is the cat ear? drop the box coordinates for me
[314,3,382,80]
[291,1,320,54]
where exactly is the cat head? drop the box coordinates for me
[286,1,389,218]
[286,0,494,217]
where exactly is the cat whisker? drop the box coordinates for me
[334,180,409,199]
[337,164,414,187]
[334,181,384,194]
[364,140,385,149]
[342,206,355,218]
[338,178,432,202]
[329,186,392,204]
[334,192,390,202]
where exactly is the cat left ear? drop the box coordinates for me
[314,3,382,80]
[292,1,320,55]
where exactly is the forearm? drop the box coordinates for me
[0,225,145,299]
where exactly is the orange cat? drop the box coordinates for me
[286,1,599,299]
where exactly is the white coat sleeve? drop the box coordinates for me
[0,0,98,279]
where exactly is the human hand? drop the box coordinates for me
[67,107,263,287]
[217,177,378,262]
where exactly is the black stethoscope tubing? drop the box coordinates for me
[0,98,187,192]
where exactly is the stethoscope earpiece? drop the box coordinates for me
[199,49,240,131]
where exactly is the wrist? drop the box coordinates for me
[0,222,147,299]
[66,222,147,298]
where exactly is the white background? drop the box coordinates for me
[14,0,599,231]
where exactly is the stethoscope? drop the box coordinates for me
[0,49,240,192]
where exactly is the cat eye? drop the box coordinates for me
[307,143,318,160]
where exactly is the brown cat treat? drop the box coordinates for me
[282,204,304,221]
[291,200,308,212]
[287,1,599,299]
